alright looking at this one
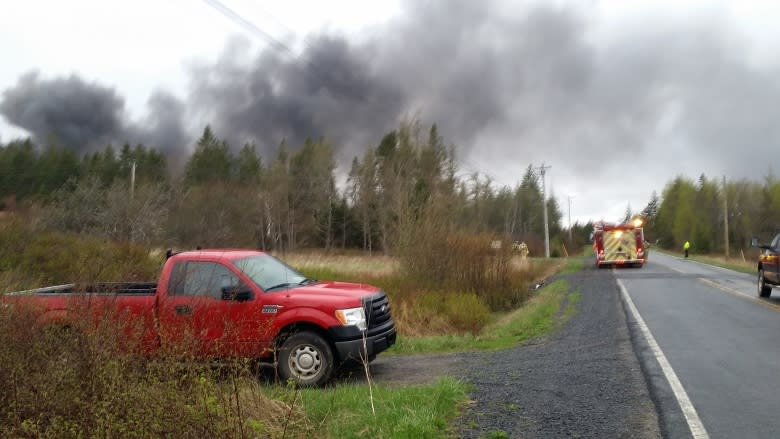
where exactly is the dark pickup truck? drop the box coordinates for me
[757,234,780,297]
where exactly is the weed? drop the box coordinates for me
[560,257,585,274]
[300,377,469,438]
[0,302,307,438]
[483,430,510,439]
[566,292,582,319]
[293,250,554,337]
[391,280,571,354]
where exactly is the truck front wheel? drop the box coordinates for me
[759,269,772,298]
[278,332,334,387]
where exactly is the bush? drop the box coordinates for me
[0,218,160,288]
[0,302,302,438]
[419,291,491,333]
[397,207,531,311]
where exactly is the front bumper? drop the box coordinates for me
[329,323,397,362]
[598,258,644,266]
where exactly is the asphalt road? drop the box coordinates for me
[618,251,780,439]
[367,253,780,438]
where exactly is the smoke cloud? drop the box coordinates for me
[0,72,127,152]
[1,0,778,192]
[0,72,188,158]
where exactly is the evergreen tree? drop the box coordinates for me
[640,191,660,241]
[0,139,37,201]
[237,142,263,184]
[36,145,80,196]
[184,126,232,185]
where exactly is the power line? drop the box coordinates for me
[248,0,299,40]
[200,0,357,101]
[202,0,295,56]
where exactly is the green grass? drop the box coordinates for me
[560,256,586,274]
[689,255,754,274]
[388,280,571,354]
[653,248,755,274]
[299,377,469,439]
[565,291,581,319]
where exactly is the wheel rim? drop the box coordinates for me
[288,345,322,379]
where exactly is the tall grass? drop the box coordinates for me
[0,218,160,289]
[389,280,572,354]
[300,377,468,438]
[396,207,529,312]
[284,203,553,337]
[0,218,309,437]
[295,252,550,337]
[0,302,306,438]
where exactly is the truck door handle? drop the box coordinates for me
[175,305,192,315]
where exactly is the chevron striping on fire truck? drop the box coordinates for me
[592,218,646,268]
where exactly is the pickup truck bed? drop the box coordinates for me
[8,282,157,296]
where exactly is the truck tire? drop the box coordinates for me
[759,269,772,298]
[278,332,334,387]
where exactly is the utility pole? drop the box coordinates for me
[723,175,729,259]
[567,195,573,243]
[537,163,551,258]
[130,161,136,200]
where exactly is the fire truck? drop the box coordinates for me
[592,219,646,268]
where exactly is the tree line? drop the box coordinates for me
[640,174,780,253]
[7,123,774,257]
[0,121,573,256]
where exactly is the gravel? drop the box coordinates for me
[455,266,660,438]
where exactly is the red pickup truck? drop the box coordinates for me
[2,249,396,386]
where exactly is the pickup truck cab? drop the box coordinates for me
[3,249,396,386]
[757,234,780,297]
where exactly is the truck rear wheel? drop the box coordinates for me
[759,269,772,298]
[278,332,334,387]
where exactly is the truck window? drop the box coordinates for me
[772,234,780,251]
[233,255,306,291]
[169,261,241,299]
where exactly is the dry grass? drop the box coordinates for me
[0,220,314,438]
[655,247,757,274]
[288,249,558,337]
[0,303,309,438]
[282,252,400,277]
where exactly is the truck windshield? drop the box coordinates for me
[232,255,307,292]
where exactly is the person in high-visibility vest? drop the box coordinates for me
[683,241,690,258]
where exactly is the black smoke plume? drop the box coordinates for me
[0,72,127,152]
[1,0,778,183]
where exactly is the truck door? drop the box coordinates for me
[158,260,272,357]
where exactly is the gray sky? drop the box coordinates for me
[2,0,780,224]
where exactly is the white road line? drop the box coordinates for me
[617,278,710,439]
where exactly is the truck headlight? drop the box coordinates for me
[335,307,367,331]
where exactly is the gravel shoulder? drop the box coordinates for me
[366,263,662,438]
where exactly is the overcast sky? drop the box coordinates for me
[2,0,780,224]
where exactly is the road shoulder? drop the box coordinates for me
[455,265,661,438]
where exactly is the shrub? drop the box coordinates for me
[0,302,303,438]
[418,291,491,333]
[0,218,159,288]
[397,206,531,311]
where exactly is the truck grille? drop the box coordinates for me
[363,292,393,336]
